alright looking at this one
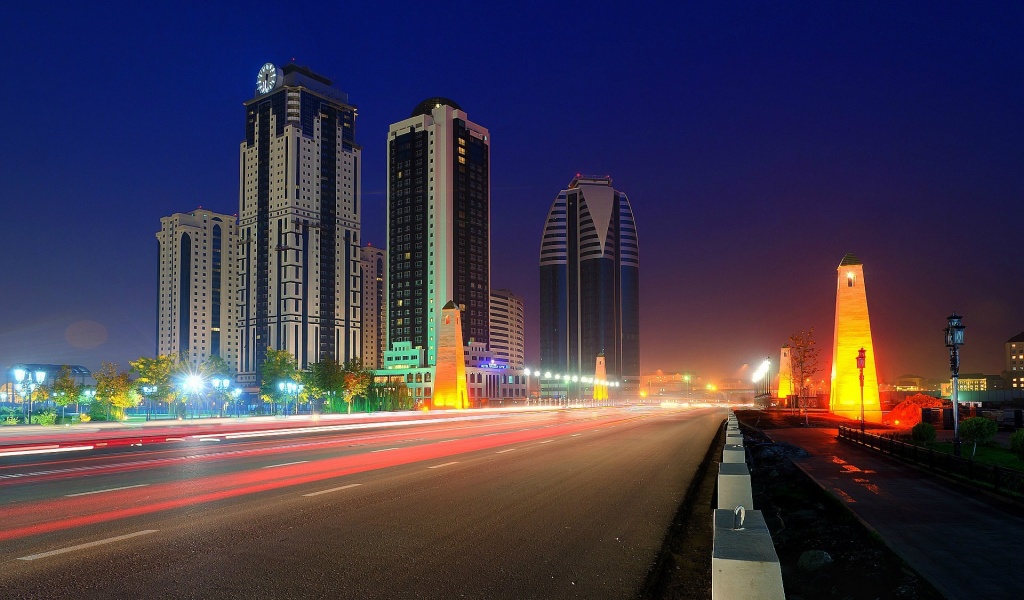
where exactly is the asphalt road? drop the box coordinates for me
[0,406,724,599]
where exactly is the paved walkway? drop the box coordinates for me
[769,427,1023,600]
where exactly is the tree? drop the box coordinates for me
[305,357,345,413]
[260,348,298,415]
[130,354,184,419]
[341,359,372,414]
[202,354,235,417]
[788,328,821,406]
[51,365,81,421]
[959,417,997,458]
[94,362,140,421]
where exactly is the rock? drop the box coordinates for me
[798,550,833,572]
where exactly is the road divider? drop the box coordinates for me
[713,410,785,600]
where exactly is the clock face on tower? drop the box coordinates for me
[256,62,279,94]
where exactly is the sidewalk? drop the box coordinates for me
[770,427,1023,600]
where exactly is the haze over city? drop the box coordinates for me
[2,1,1021,382]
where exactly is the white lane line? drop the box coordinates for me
[571,433,582,437]
[65,484,149,497]
[495,448,517,454]
[262,460,309,469]
[428,461,459,469]
[371,447,400,453]
[538,439,553,444]
[196,437,221,442]
[166,437,185,441]
[18,530,158,561]
[0,445,94,458]
[303,483,362,497]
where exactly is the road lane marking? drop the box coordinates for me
[571,433,581,437]
[65,484,149,497]
[495,448,517,454]
[303,483,362,497]
[262,460,309,469]
[371,447,400,453]
[0,445,94,458]
[196,437,221,442]
[18,530,158,561]
[166,437,185,441]
[538,439,553,444]
[428,461,459,469]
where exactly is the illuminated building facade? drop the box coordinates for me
[360,245,386,370]
[828,253,881,420]
[1006,332,1024,388]
[156,208,239,371]
[386,99,490,366]
[539,176,640,394]
[489,288,525,369]
[237,63,362,385]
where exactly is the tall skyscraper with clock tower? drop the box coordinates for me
[237,62,362,385]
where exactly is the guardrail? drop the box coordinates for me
[712,411,785,600]
[838,426,1024,500]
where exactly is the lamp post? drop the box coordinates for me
[944,313,966,457]
[182,375,204,419]
[141,385,157,421]
[856,348,866,433]
[278,381,302,415]
[14,368,46,425]
[232,388,242,417]
[211,377,231,418]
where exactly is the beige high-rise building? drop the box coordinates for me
[237,63,362,385]
[489,289,524,369]
[156,208,239,371]
[829,253,881,421]
[360,245,386,370]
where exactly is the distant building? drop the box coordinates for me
[941,374,1007,397]
[360,245,386,370]
[640,370,694,397]
[539,175,640,394]
[1006,332,1024,388]
[489,289,524,369]
[156,208,239,370]
[237,62,362,385]
[386,98,490,366]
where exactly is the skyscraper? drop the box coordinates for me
[156,208,239,371]
[489,289,525,369]
[829,253,880,420]
[539,176,640,392]
[386,98,489,366]
[360,245,386,370]
[237,62,362,385]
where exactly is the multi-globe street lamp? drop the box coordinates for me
[182,374,204,419]
[210,377,232,418]
[141,385,157,421]
[278,381,303,415]
[14,368,46,425]
[944,312,966,457]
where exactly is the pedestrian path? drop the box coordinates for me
[769,427,1023,600]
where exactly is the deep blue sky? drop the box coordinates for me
[1,1,1022,384]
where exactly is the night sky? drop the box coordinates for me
[2,2,1022,385]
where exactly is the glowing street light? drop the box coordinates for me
[141,385,157,421]
[14,368,46,425]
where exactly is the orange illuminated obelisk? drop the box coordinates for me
[829,253,881,421]
[433,301,469,409]
[776,345,793,399]
[593,354,608,402]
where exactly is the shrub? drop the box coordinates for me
[1011,429,1024,461]
[30,410,58,426]
[911,422,936,443]
[77,413,92,423]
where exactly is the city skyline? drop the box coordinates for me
[2,2,1022,383]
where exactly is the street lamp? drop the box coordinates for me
[14,368,46,425]
[944,312,966,457]
[232,388,242,417]
[182,374,204,419]
[211,377,231,418]
[278,381,303,415]
[141,385,157,421]
[856,348,866,433]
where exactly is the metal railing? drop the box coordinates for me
[838,426,1024,500]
